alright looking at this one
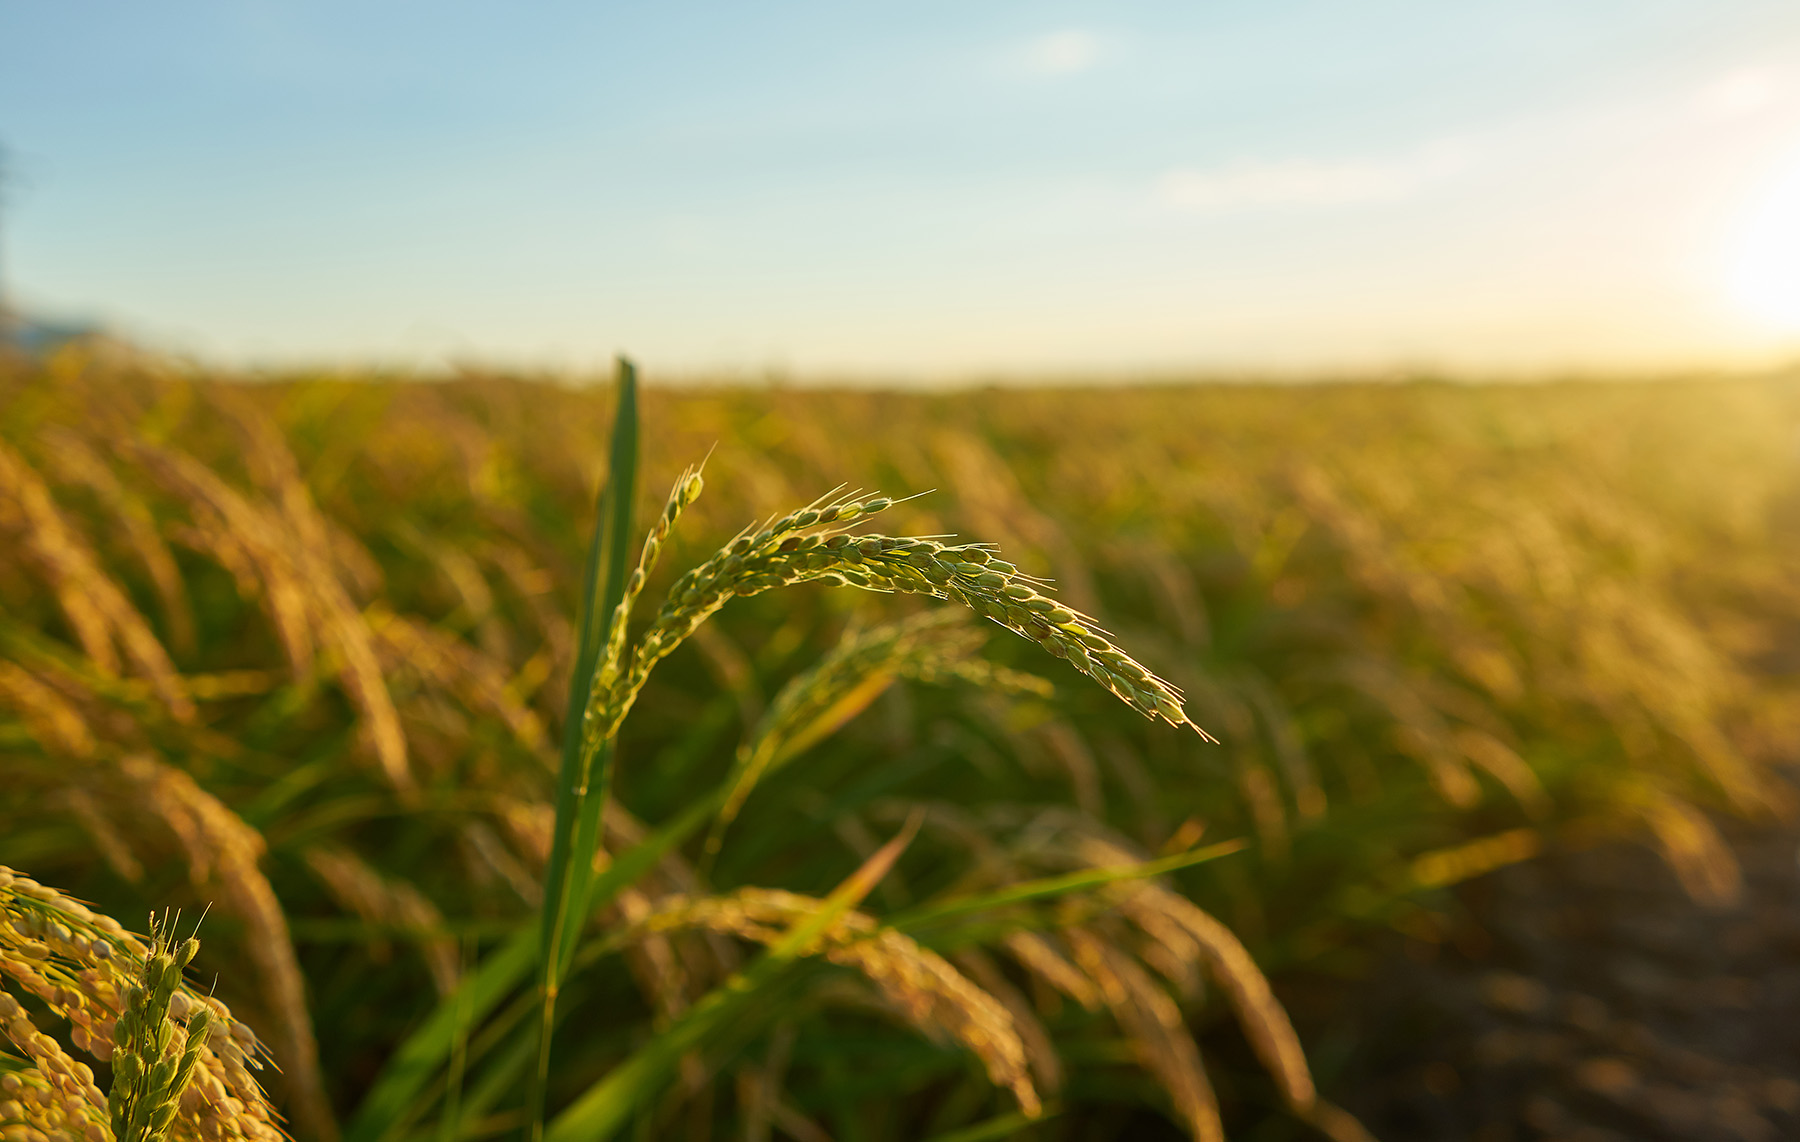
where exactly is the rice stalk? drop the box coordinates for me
[528,359,641,1142]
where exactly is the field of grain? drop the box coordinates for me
[1,346,1797,1142]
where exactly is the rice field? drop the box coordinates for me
[1,345,1797,1141]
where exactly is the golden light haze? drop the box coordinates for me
[1723,143,1800,333]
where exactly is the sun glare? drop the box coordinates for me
[1724,150,1800,331]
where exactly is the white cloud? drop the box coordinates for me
[1020,29,1102,76]
[1156,143,1475,213]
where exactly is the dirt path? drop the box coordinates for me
[1332,826,1800,1141]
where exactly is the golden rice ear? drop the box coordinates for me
[1305,1098,1382,1142]
[101,756,334,1142]
[614,886,695,1024]
[0,660,96,758]
[0,990,110,1140]
[1064,926,1222,1142]
[208,387,386,596]
[0,866,285,1142]
[174,496,317,675]
[40,426,199,658]
[1055,825,1318,1119]
[1453,728,1551,818]
[830,930,1040,1118]
[1119,887,1316,1116]
[950,947,1064,1098]
[586,484,1213,751]
[1638,788,1742,907]
[632,887,1040,1118]
[1001,931,1103,1013]
[0,440,116,672]
[126,436,414,799]
[365,606,548,752]
[0,439,195,725]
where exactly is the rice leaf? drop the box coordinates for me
[891,839,1247,940]
[527,356,639,1138]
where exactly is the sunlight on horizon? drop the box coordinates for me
[1724,142,1800,332]
[6,2,1800,376]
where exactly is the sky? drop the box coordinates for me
[5,0,1800,380]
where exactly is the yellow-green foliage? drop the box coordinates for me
[0,346,1795,1141]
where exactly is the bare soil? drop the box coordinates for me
[1332,825,1800,1142]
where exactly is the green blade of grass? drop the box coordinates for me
[527,355,639,1139]
[925,1109,1057,1142]
[890,839,1247,938]
[343,790,728,1142]
[346,935,536,1142]
[429,1009,543,1142]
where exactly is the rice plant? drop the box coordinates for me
[0,344,1795,1140]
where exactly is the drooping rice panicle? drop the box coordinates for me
[593,463,706,695]
[629,886,1039,1118]
[0,440,196,725]
[584,486,1213,753]
[125,434,413,801]
[1064,925,1222,1142]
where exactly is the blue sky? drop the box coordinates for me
[5,1,1800,378]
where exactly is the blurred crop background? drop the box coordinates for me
[5,3,1800,1141]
